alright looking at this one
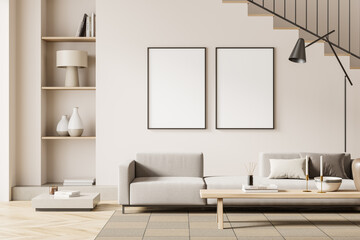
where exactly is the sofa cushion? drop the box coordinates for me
[204,176,357,205]
[259,153,301,177]
[136,153,203,177]
[268,158,306,179]
[344,154,353,179]
[130,177,206,205]
[300,153,348,179]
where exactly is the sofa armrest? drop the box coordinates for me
[118,160,136,205]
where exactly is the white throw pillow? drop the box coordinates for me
[268,158,306,179]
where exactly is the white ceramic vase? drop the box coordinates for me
[56,115,69,136]
[68,107,84,137]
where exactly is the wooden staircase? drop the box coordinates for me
[224,0,360,69]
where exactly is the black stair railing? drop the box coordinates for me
[248,0,360,60]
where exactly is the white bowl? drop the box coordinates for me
[314,176,342,192]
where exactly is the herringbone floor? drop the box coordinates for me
[2,202,360,240]
[0,201,121,240]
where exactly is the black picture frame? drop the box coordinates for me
[215,47,275,130]
[147,47,207,130]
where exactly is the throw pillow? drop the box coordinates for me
[299,153,348,179]
[268,158,306,179]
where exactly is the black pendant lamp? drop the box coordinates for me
[288,38,306,63]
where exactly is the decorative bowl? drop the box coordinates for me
[314,176,342,192]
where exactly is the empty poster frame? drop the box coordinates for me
[216,47,274,129]
[147,47,206,129]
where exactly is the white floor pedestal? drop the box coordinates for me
[32,193,100,211]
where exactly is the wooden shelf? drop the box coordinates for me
[42,87,96,90]
[42,37,96,42]
[42,136,96,140]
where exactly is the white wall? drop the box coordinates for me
[96,0,360,185]
[15,0,42,185]
[0,0,16,201]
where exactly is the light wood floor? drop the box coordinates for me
[0,201,122,240]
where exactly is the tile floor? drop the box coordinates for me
[95,208,360,240]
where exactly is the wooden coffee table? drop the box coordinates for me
[200,189,360,229]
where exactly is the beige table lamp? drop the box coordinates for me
[56,50,88,87]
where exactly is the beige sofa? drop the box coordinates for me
[119,152,359,211]
[118,153,206,211]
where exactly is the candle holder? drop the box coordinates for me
[317,176,326,193]
[303,175,311,192]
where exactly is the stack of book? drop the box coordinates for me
[242,184,278,193]
[76,13,96,37]
[63,178,95,186]
[54,190,80,199]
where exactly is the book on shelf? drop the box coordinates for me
[86,15,90,37]
[63,178,95,186]
[242,184,278,193]
[75,13,96,37]
[91,13,96,37]
[76,13,88,37]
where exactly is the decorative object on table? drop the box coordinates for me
[49,186,58,195]
[56,115,69,136]
[299,153,348,179]
[56,50,88,87]
[317,156,326,193]
[289,31,354,153]
[68,107,84,137]
[352,158,360,191]
[63,178,95,186]
[245,162,257,186]
[315,176,342,192]
[303,155,311,192]
[147,47,206,129]
[216,47,274,129]
[54,190,80,199]
[268,158,306,179]
[242,184,278,193]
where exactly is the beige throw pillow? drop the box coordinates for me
[268,158,306,179]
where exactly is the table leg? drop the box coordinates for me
[217,198,223,229]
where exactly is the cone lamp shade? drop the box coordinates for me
[289,38,306,63]
[56,50,88,87]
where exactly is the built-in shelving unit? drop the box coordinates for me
[40,0,96,185]
[42,37,96,42]
[11,0,106,200]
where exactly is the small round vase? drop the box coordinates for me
[68,107,84,137]
[56,115,69,136]
[352,159,360,191]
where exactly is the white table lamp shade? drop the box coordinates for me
[56,50,88,87]
[56,50,88,68]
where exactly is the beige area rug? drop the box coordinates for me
[95,208,360,240]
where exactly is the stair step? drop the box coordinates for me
[248,3,273,16]
[324,44,350,57]
[299,30,325,43]
[273,17,298,30]
[350,56,360,69]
